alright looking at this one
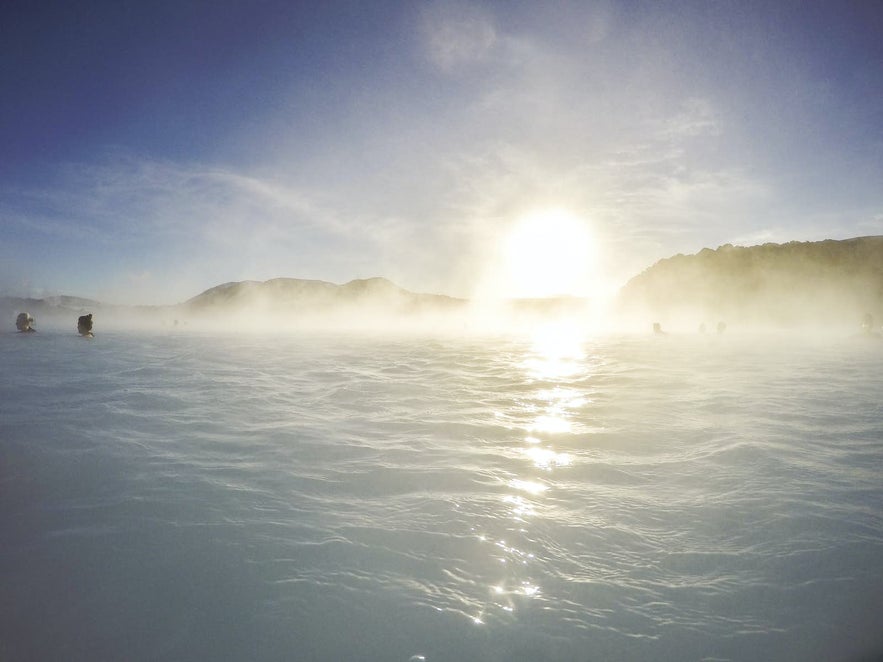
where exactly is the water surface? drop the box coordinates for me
[2,330,882,661]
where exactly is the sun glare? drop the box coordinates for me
[502,209,596,299]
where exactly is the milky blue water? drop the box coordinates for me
[2,330,882,661]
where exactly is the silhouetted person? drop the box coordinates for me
[77,313,94,337]
[717,321,727,334]
[16,312,36,332]
[653,322,666,335]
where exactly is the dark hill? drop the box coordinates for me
[617,236,883,327]
[184,277,465,316]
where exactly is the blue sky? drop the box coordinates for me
[2,0,882,305]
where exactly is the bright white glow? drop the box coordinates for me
[530,415,572,434]
[503,494,535,519]
[524,446,572,469]
[508,479,548,495]
[530,323,585,359]
[501,209,596,298]
[536,387,587,409]
[520,583,540,597]
[521,320,589,379]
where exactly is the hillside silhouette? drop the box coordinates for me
[5,237,883,331]
[617,236,883,327]
[184,277,465,316]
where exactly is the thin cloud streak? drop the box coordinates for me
[420,3,499,73]
[2,158,390,303]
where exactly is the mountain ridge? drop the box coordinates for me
[4,236,882,329]
[617,235,883,326]
[183,276,465,314]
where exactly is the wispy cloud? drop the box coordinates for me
[664,98,722,138]
[419,3,499,73]
[4,2,880,304]
[859,213,883,235]
[1,156,401,302]
[6,157,364,244]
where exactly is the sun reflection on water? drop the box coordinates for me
[502,494,536,520]
[466,322,596,625]
[536,387,589,409]
[529,413,572,434]
[523,446,572,470]
[522,322,587,381]
[508,478,548,495]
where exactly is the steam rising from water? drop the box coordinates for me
[616,238,883,335]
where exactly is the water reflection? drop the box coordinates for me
[502,494,536,521]
[521,323,587,381]
[530,414,571,435]
[471,322,593,624]
[523,446,572,470]
[508,478,548,495]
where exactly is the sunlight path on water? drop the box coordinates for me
[2,330,882,661]
[462,321,597,628]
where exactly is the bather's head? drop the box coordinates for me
[77,313,93,335]
[16,312,35,332]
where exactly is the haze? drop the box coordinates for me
[2,1,882,306]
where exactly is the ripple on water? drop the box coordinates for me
[1,332,882,661]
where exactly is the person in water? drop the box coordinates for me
[653,322,666,335]
[16,312,36,332]
[77,313,94,337]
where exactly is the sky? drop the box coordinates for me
[1,0,882,305]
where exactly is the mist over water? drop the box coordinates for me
[2,329,882,661]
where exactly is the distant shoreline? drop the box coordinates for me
[3,236,882,332]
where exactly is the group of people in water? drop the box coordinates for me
[653,321,727,335]
[10,311,882,338]
[652,315,880,337]
[14,312,94,337]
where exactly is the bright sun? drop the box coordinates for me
[500,208,596,299]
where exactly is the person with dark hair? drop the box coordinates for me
[77,313,94,337]
[16,312,36,332]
